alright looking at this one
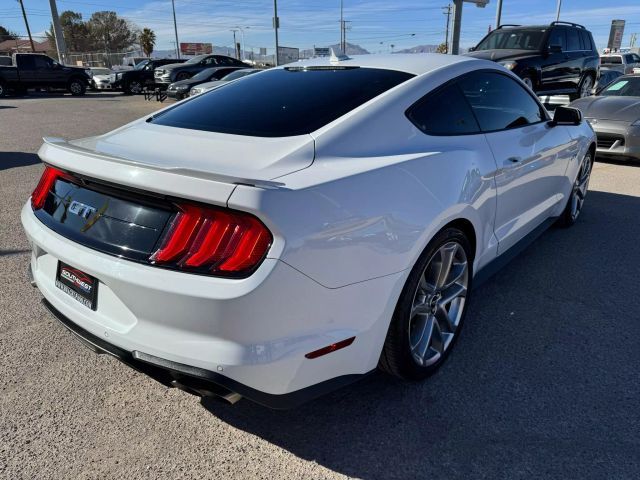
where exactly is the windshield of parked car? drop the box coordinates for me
[186,55,208,64]
[223,69,257,81]
[600,56,622,64]
[151,67,414,137]
[134,60,150,70]
[475,28,546,51]
[191,67,219,81]
[600,77,640,96]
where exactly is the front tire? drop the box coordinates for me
[68,78,86,96]
[558,151,593,227]
[572,73,595,100]
[379,227,472,380]
[176,72,190,81]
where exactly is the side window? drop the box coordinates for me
[579,30,592,51]
[203,57,217,65]
[625,54,634,64]
[406,82,480,136]
[547,28,566,50]
[458,71,545,132]
[18,55,36,69]
[566,28,581,51]
[633,54,640,63]
[216,57,234,66]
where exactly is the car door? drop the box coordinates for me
[564,28,585,89]
[458,71,575,253]
[15,55,38,87]
[540,27,569,92]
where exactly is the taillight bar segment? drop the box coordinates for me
[31,165,68,209]
[150,203,272,278]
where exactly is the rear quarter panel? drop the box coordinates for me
[229,60,503,288]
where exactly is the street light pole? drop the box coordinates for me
[555,0,562,21]
[171,0,180,59]
[273,0,280,66]
[451,0,463,54]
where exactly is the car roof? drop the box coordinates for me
[286,53,478,76]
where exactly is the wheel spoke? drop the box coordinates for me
[439,282,467,307]
[435,244,456,289]
[411,315,435,364]
[411,301,431,318]
[435,304,456,333]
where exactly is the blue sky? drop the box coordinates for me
[2,0,640,54]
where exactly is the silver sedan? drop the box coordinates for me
[570,75,640,160]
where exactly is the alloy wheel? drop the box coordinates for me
[408,241,469,367]
[570,154,592,221]
[70,82,82,94]
[130,81,142,94]
[580,76,594,98]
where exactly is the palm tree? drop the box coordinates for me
[139,28,156,57]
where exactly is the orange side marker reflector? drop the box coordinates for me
[305,336,356,359]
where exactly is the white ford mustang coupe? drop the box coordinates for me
[22,54,595,408]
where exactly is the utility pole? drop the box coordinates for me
[48,0,67,63]
[18,0,36,52]
[231,29,238,59]
[340,0,344,52]
[443,4,452,53]
[273,0,279,66]
[171,0,180,59]
[555,0,562,21]
[451,0,463,55]
[495,0,503,28]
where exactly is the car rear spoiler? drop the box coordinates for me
[40,137,287,191]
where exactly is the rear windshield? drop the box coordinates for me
[601,56,622,64]
[150,67,414,137]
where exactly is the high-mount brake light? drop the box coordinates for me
[150,204,272,278]
[31,166,67,210]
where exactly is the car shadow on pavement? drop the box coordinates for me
[0,152,41,171]
[201,190,640,480]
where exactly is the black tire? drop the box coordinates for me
[379,227,473,380]
[175,72,190,81]
[0,80,6,97]
[570,73,595,101]
[124,80,143,95]
[68,78,86,96]
[557,151,593,227]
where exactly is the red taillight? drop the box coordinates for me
[31,166,65,209]
[150,203,272,277]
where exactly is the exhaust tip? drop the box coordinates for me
[169,379,242,405]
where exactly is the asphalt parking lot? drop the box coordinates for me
[1,92,639,479]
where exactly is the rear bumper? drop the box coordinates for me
[22,202,401,406]
[41,297,369,409]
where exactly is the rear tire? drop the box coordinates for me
[379,227,473,380]
[0,80,6,97]
[557,151,593,227]
[68,78,86,96]
[571,73,595,100]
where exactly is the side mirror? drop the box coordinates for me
[468,46,476,52]
[551,106,582,126]
[547,44,562,54]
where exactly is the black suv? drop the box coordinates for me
[111,58,186,94]
[466,21,599,99]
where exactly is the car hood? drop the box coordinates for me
[570,96,640,122]
[465,49,538,62]
[194,80,225,90]
[169,78,199,89]
[161,62,188,70]
[69,121,315,182]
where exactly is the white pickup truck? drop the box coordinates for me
[600,53,640,74]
